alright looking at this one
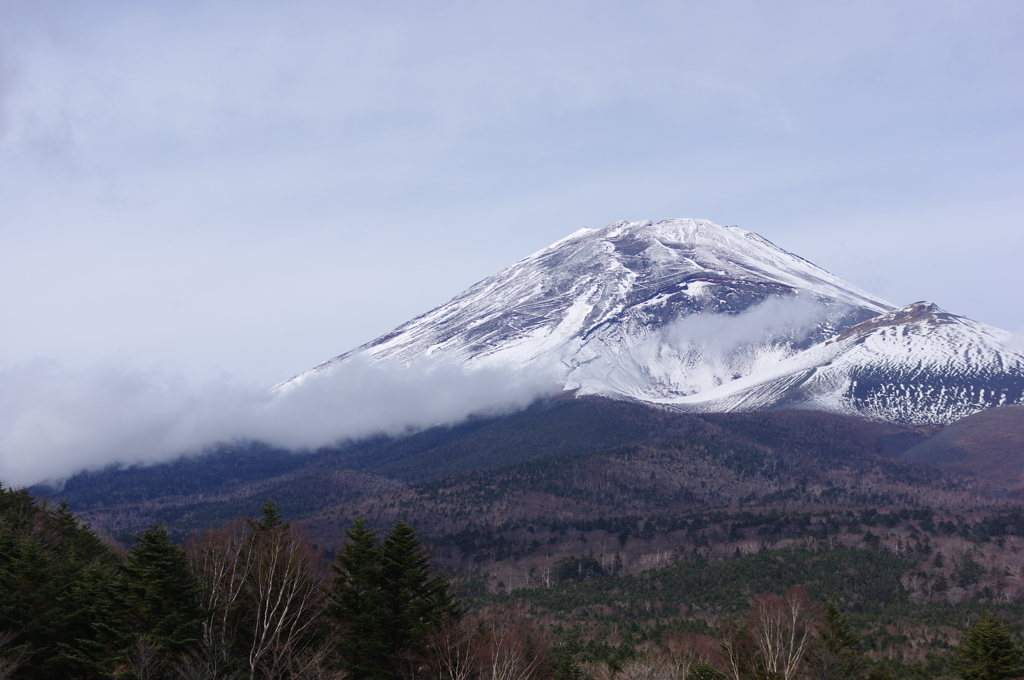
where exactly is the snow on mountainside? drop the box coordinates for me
[283,219,1024,424]
[659,302,1024,424]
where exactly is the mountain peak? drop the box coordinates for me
[571,218,780,257]
[594,218,781,252]
[284,220,1024,424]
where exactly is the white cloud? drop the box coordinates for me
[0,355,560,488]
[666,294,843,354]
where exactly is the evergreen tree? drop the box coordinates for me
[553,647,583,680]
[0,485,120,680]
[255,499,282,530]
[108,524,205,673]
[329,517,390,680]
[806,601,868,680]
[952,611,1024,680]
[380,520,461,656]
[329,518,460,680]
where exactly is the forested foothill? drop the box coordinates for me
[5,484,1024,680]
[15,399,1024,678]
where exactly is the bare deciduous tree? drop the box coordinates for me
[243,522,329,680]
[476,608,549,680]
[0,630,27,680]
[426,618,477,680]
[574,632,724,680]
[173,649,243,680]
[187,519,251,679]
[748,587,819,680]
[579,662,613,680]
[279,641,348,680]
[718,623,755,680]
[422,608,549,680]
[118,635,165,680]
[185,516,337,680]
[659,630,722,679]
[615,657,673,680]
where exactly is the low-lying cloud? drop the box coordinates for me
[0,355,561,488]
[666,294,844,354]
[631,294,852,396]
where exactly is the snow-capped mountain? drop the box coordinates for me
[283,219,1024,425]
[660,301,1024,424]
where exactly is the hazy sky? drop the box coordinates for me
[1,1,1023,484]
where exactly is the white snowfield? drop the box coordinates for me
[284,219,1024,425]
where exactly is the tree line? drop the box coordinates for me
[3,483,1024,680]
[0,485,462,680]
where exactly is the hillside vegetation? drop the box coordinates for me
[7,483,1024,679]
[22,398,1024,678]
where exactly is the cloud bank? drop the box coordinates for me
[0,355,560,488]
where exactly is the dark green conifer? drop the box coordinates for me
[865,669,896,680]
[0,485,120,679]
[109,524,205,672]
[256,498,282,530]
[380,520,461,650]
[328,518,460,680]
[952,611,1024,680]
[329,517,390,680]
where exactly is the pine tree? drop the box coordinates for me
[329,518,460,680]
[329,517,390,680]
[255,499,282,530]
[952,611,1024,680]
[380,520,461,651]
[107,523,205,675]
[0,485,121,680]
[127,525,204,652]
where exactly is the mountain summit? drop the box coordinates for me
[285,219,1024,424]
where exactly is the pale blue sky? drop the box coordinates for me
[2,0,1023,386]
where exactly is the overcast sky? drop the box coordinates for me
[2,0,1022,385]
[1,1,1023,483]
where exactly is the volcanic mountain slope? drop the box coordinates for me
[37,398,966,543]
[282,219,1024,424]
[900,404,1024,489]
